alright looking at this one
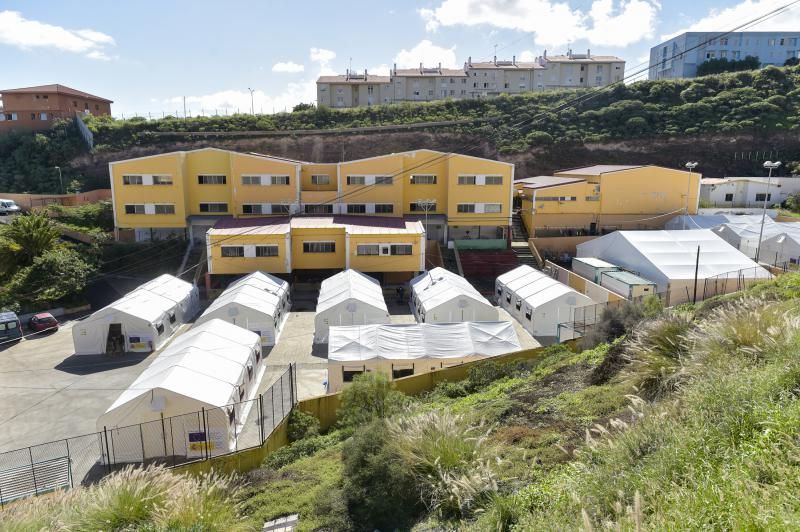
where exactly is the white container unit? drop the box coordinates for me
[571,257,620,284]
[599,270,657,299]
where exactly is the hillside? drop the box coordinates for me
[3,274,800,530]
[3,66,800,194]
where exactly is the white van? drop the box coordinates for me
[0,199,21,215]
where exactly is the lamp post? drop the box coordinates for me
[247,88,255,116]
[418,199,436,242]
[755,160,781,263]
[53,166,63,194]
[684,161,698,229]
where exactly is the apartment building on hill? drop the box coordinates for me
[0,84,112,132]
[317,50,625,108]
[109,148,514,280]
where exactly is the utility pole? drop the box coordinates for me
[248,88,255,116]
[183,96,187,120]
[419,199,436,242]
[692,245,700,304]
[755,160,781,263]
[684,161,698,229]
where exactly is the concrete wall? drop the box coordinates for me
[0,189,111,210]
[530,235,597,260]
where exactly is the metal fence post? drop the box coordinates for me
[289,364,295,406]
[201,407,209,461]
[28,448,38,496]
[169,417,176,467]
[139,424,146,463]
[279,373,285,419]
[160,416,168,460]
[258,394,264,443]
[271,385,276,431]
[233,406,238,453]
[103,427,112,474]
[65,438,73,488]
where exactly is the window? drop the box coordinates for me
[724,193,734,202]
[375,175,393,185]
[152,175,172,185]
[410,201,436,212]
[410,175,436,184]
[391,244,412,255]
[198,175,226,185]
[270,175,290,185]
[4,113,17,121]
[347,204,366,214]
[124,204,145,214]
[241,175,261,185]
[484,203,502,213]
[347,175,366,185]
[525,307,532,320]
[221,246,245,257]
[167,312,176,325]
[769,39,776,46]
[343,369,364,383]
[720,37,729,45]
[457,204,476,213]
[156,323,165,335]
[199,203,228,213]
[129,336,141,343]
[271,204,292,214]
[242,204,264,214]
[256,245,279,257]
[516,298,522,311]
[304,204,334,214]
[303,242,335,253]
[755,193,772,202]
[374,204,394,213]
[392,368,414,379]
[458,175,476,185]
[484,175,503,185]
[357,244,380,255]
[537,196,577,202]
[122,175,143,185]
[311,175,330,185]
[39,113,48,121]
[154,204,175,214]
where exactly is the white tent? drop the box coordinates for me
[410,267,497,323]
[195,271,290,346]
[496,266,594,339]
[327,322,520,392]
[577,230,771,304]
[714,222,800,265]
[314,270,390,343]
[665,214,771,230]
[72,275,199,355]
[97,319,263,461]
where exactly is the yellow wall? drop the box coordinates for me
[111,153,187,229]
[230,153,298,215]
[600,167,699,215]
[300,163,338,191]
[348,233,423,272]
[339,153,405,210]
[206,232,290,274]
[290,227,346,269]
[401,150,449,216]
[185,150,233,216]
[445,155,513,226]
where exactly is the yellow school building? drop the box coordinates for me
[515,165,701,237]
[109,147,513,279]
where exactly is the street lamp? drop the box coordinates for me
[755,160,781,263]
[683,161,698,229]
[247,88,255,116]
[418,199,436,242]
[53,166,63,194]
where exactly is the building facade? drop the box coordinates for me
[317,50,625,108]
[700,176,800,208]
[649,31,800,80]
[109,148,514,277]
[515,165,701,237]
[0,84,112,132]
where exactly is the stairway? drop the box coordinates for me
[511,210,538,267]
[511,209,529,243]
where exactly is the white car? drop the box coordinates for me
[0,199,21,215]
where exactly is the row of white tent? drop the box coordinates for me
[409,267,497,323]
[667,214,800,264]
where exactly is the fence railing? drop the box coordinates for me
[0,365,296,507]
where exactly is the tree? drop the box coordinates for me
[696,56,761,77]
[1,247,95,309]
[0,211,60,277]
[292,103,315,112]
[337,372,409,428]
[785,57,800,67]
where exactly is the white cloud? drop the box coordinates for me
[0,10,115,60]
[272,61,305,73]
[419,0,659,48]
[663,0,800,40]
[518,50,537,62]
[310,47,336,63]
[368,64,391,76]
[393,39,459,68]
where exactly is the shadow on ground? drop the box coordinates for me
[55,353,151,376]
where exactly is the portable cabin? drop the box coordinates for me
[571,257,619,284]
[599,270,657,299]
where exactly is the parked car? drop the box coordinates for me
[0,312,23,344]
[29,312,59,333]
[0,199,21,216]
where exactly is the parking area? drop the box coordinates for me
[0,298,539,455]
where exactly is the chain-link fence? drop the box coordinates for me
[0,365,296,507]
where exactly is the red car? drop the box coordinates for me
[29,313,59,333]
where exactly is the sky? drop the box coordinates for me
[2,0,800,117]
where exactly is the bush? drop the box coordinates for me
[580,300,647,348]
[287,409,320,442]
[337,372,409,428]
[342,420,422,530]
[263,429,349,469]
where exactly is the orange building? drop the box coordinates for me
[0,84,113,132]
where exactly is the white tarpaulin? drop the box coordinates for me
[329,321,520,362]
[576,230,771,299]
[97,319,263,460]
[314,270,389,343]
[72,275,199,355]
[195,271,290,346]
[410,267,497,323]
[715,222,800,264]
[496,265,594,338]
[665,214,772,230]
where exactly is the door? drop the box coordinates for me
[105,324,124,355]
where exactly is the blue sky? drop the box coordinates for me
[1,0,798,116]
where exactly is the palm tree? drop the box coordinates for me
[0,211,60,278]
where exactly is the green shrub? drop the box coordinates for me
[337,372,409,428]
[342,419,422,530]
[263,429,349,469]
[286,409,320,442]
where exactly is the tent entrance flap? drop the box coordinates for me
[106,324,124,355]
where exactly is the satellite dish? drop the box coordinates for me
[227,307,240,317]
[457,299,469,308]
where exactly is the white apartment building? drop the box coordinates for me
[700,176,800,208]
[317,50,626,108]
